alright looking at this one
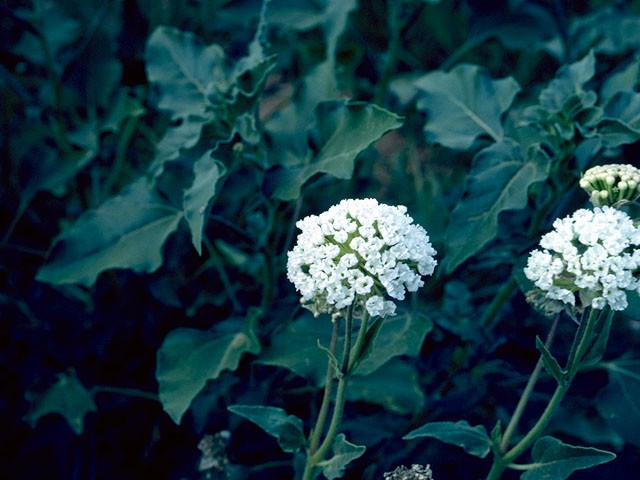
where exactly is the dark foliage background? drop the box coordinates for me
[3,0,640,479]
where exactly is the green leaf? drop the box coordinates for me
[538,51,596,112]
[257,311,429,385]
[595,91,640,148]
[348,358,425,414]
[536,336,567,385]
[257,314,332,386]
[349,316,384,374]
[444,142,551,274]
[317,339,342,379]
[354,311,432,376]
[600,56,640,103]
[36,179,183,286]
[227,405,305,453]
[596,359,640,446]
[579,309,613,368]
[183,151,227,254]
[414,64,520,149]
[265,101,403,200]
[403,420,492,458]
[156,310,261,424]
[521,436,615,480]
[146,26,228,121]
[24,370,96,435]
[319,434,366,479]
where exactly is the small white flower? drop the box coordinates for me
[287,199,437,318]
[525,207,640,311]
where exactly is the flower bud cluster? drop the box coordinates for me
[383,464,433,480]
[525,207,640,311]
[580,163,640,207]
[287,199,437,319]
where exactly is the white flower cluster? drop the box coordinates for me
[580,163,640,207]
[525,207,640,311]
[287,199,437,318]
[384,464,433,480]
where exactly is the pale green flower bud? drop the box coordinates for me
[581,163,640,207]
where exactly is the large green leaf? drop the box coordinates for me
[24,370,96,435]
[348,358,425,414]
[403,420,492,458]
[227,405,306,453]
[265,101,403,200]
[355,311,432,375]
[257,311,428,385]
[521,436,615,480]
[595,91,640,148]
[146,26,229,121]
[600,57,640,103]
[183,151,227,254]
[414,64,520,149]
[538,51,596,112]
[596,359,640,446]
[36,179,183,286]
[320,434,366,480]
[444,142,551,274]
[156,310,261,424]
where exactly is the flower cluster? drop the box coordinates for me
[580,163,640,207]
[287,199,437,319]
[383,464,433,480]
[525,207,640,311]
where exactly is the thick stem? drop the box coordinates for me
[309,319,341,455]
[499,314,560,453]
[374,0,401,105]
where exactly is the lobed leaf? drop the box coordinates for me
[156,310,261,424]
[265,101,403,200]
[444,142,552,274]
[414,64,520,149]
[24,370,96,435]
[36,179,183,286]
[320,434,366,479]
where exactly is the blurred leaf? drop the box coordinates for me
[403,420,492,458]
[267,0,327,30]
[36,179,183,286]
[551,404,624,450]
[145,26,275,175]
[355,311,432,376]
[265,101,403,200]
[320,433,366,479]
[595,91,640,148]
[24,370,96,435]
[183,152,227,254]
[156,310,261,424]
[227,405,305,453]
[596,358,640,446]
[444,142,551,274]
[12,4,81,72]
[538,51,596,112]
[600,57,640,103]
[414,64,520,149]
[521,436,615,480]
[348,358,425,414]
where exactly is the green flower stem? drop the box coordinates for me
[309,318,341,455]
[374,0,401,105]
[481,277,518,329]
[303,305,370,480]
[348,311,370,373]
[499,313,561,453]
[486,308,601,480]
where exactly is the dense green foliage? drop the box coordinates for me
[3,0,640,479]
